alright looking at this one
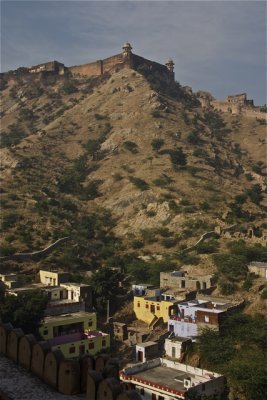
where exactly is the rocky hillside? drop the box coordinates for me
[0,67,266,274]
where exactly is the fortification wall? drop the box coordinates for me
[0,323,141,399]
[69,53,126,77]
[69,60,103,77]
[103,54,126,73]
[69,52,173,82]
[131,54,173,81]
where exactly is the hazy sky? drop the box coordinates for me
[1,1,266,104]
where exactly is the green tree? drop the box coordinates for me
[0,290,48,336]
[89,268,125,314]
[246,184,263,205]
[151,138,165,152]
[123,141,138,153]
[169,148,187,167]
[129,176,149,191]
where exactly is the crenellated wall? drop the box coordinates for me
[0,323,141,399]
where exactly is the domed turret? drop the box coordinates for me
[165,58,174,72]
[122,42,133,57]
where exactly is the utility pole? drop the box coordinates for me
[106,299,110,323]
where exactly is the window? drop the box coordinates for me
[140,388,144,395]
[145,304,149,309]
[159,396,165,400]
[69,346,75,354]
[43,328,48,336]
[102,340,106,347]
[89,342,94,350]
[156,305,160,311]
[88,320,93,327]
[137,302,140,308]
[204,315,210,323]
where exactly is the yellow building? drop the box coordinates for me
[39,311,96,340]
[39,270,69,286]
[49,331,110,359]
[39,311,110,359]
[134,296,178,325]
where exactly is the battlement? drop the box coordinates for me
[29,60,65,75]
[8,43,175,84]
[69,43,175,82]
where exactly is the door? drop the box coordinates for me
[150,304,155,314]
[138,351,143,362]
[172,346,176,358]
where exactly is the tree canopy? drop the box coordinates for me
[0,290,48,336]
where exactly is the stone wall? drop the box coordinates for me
[69,53,127,77]
[69,52,173,82]
[0,323,141,399]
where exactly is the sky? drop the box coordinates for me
[1,0,266,104]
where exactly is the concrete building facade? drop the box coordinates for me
[160,271,214,291]
[248,262,267,279]
[133,295,178,325]
[120,358,226,400]
[39,270,69,286]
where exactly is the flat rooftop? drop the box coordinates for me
[60,282,91,287]
[42,311,95,324]
[129,365,204,393]
[166,336,191,343]
[137,341,157,348]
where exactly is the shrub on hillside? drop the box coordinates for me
[61,80,77,94]
[187,130,203,145]
[246,184,263,205]
[129,176,149,191]
[219,281,237,295]
[1,124,27,147]
[195,239,219,254]
[169,148,187,167]
[2,212,21,230]
[151,110,161,118]
[153,174,172,187]
[123,141,138,153]
[151,138,165,152]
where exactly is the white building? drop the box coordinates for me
[136,342,158,363]
[164,337,192,361]
[120,358,225,400]
[248,262,267,279]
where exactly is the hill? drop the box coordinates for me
[0,61,266,284]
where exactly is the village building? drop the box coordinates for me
[160,271,215,291]
[120,358,226,400]
[168,297,243,339]
[133,295,178,326]
[39,311,96,340]
[164,336,192,361]
[0,273,20,289]
[39,311,109,358]
[248,261,267,279]
[132,284,159,296]
[60,282,92,310]
[136,342,159,363]
[39,269,69,286]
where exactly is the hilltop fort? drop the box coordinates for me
[27,42,175,83]
[2,42,262,117]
